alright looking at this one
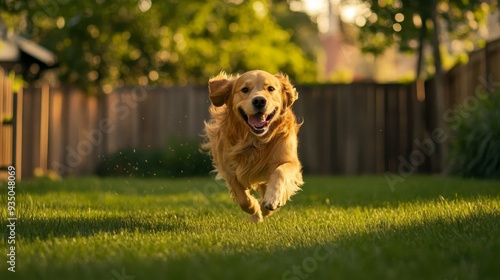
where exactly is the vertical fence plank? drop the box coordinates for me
[48,88,63,174]
[356,84,372,174]
[398,85,409,162]
[83,95,99,175]
[335,85,348,174]
[22,87,42,178]
[375,84,386,173]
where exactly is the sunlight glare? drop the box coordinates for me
[138,0,152,12]
[304,0,326,15]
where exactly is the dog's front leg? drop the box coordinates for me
[228,178,263,223]
[261,163,303,211]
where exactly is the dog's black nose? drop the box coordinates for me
[252,97,267,110]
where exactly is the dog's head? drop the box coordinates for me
[208,70,298,136]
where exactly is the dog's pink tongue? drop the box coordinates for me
[248,113,266,128]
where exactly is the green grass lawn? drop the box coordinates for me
[1,176,500,280]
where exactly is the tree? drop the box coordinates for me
[1,0,317,93]
[270,1,321,66]
[358,0,494,82]
[358,0,495,171]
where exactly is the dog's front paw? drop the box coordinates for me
[261,190,284,211]
[262,201,281,211]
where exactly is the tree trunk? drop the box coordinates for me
[415,17,427,80]
[430,1,447,173]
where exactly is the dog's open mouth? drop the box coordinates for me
[239,108,277,135]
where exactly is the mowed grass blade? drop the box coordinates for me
[0,176,499,280]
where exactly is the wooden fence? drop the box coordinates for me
[1,39,499,179]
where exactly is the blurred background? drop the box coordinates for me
[0,0,499,180]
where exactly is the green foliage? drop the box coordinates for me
[270,1,320,64]
[358,0,493,54]
[329,67,354,83]
[449,92,500,178]
[96,136,212,178]
[96,148,162,177]
[2,0,317,93]
[162,136,213,178]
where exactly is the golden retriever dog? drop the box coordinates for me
[202,70,303,223]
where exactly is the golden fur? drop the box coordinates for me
[202,70,303,222]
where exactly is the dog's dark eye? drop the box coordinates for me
[241,87,249,93]
[268,86,275,92]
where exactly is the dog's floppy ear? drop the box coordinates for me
[208,72,234,107]
[275,73,298,108]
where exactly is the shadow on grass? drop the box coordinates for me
[16,177,221,196]
[293,175,500,209]
[15,214,193,241]
[7,210,500,280]
[166,211,499,280]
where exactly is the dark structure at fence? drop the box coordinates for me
[1,39,498,179]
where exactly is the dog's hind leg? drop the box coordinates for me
[229,179,263,223]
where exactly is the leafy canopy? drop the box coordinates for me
[358,0,493,55]
[1,0,317,92]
